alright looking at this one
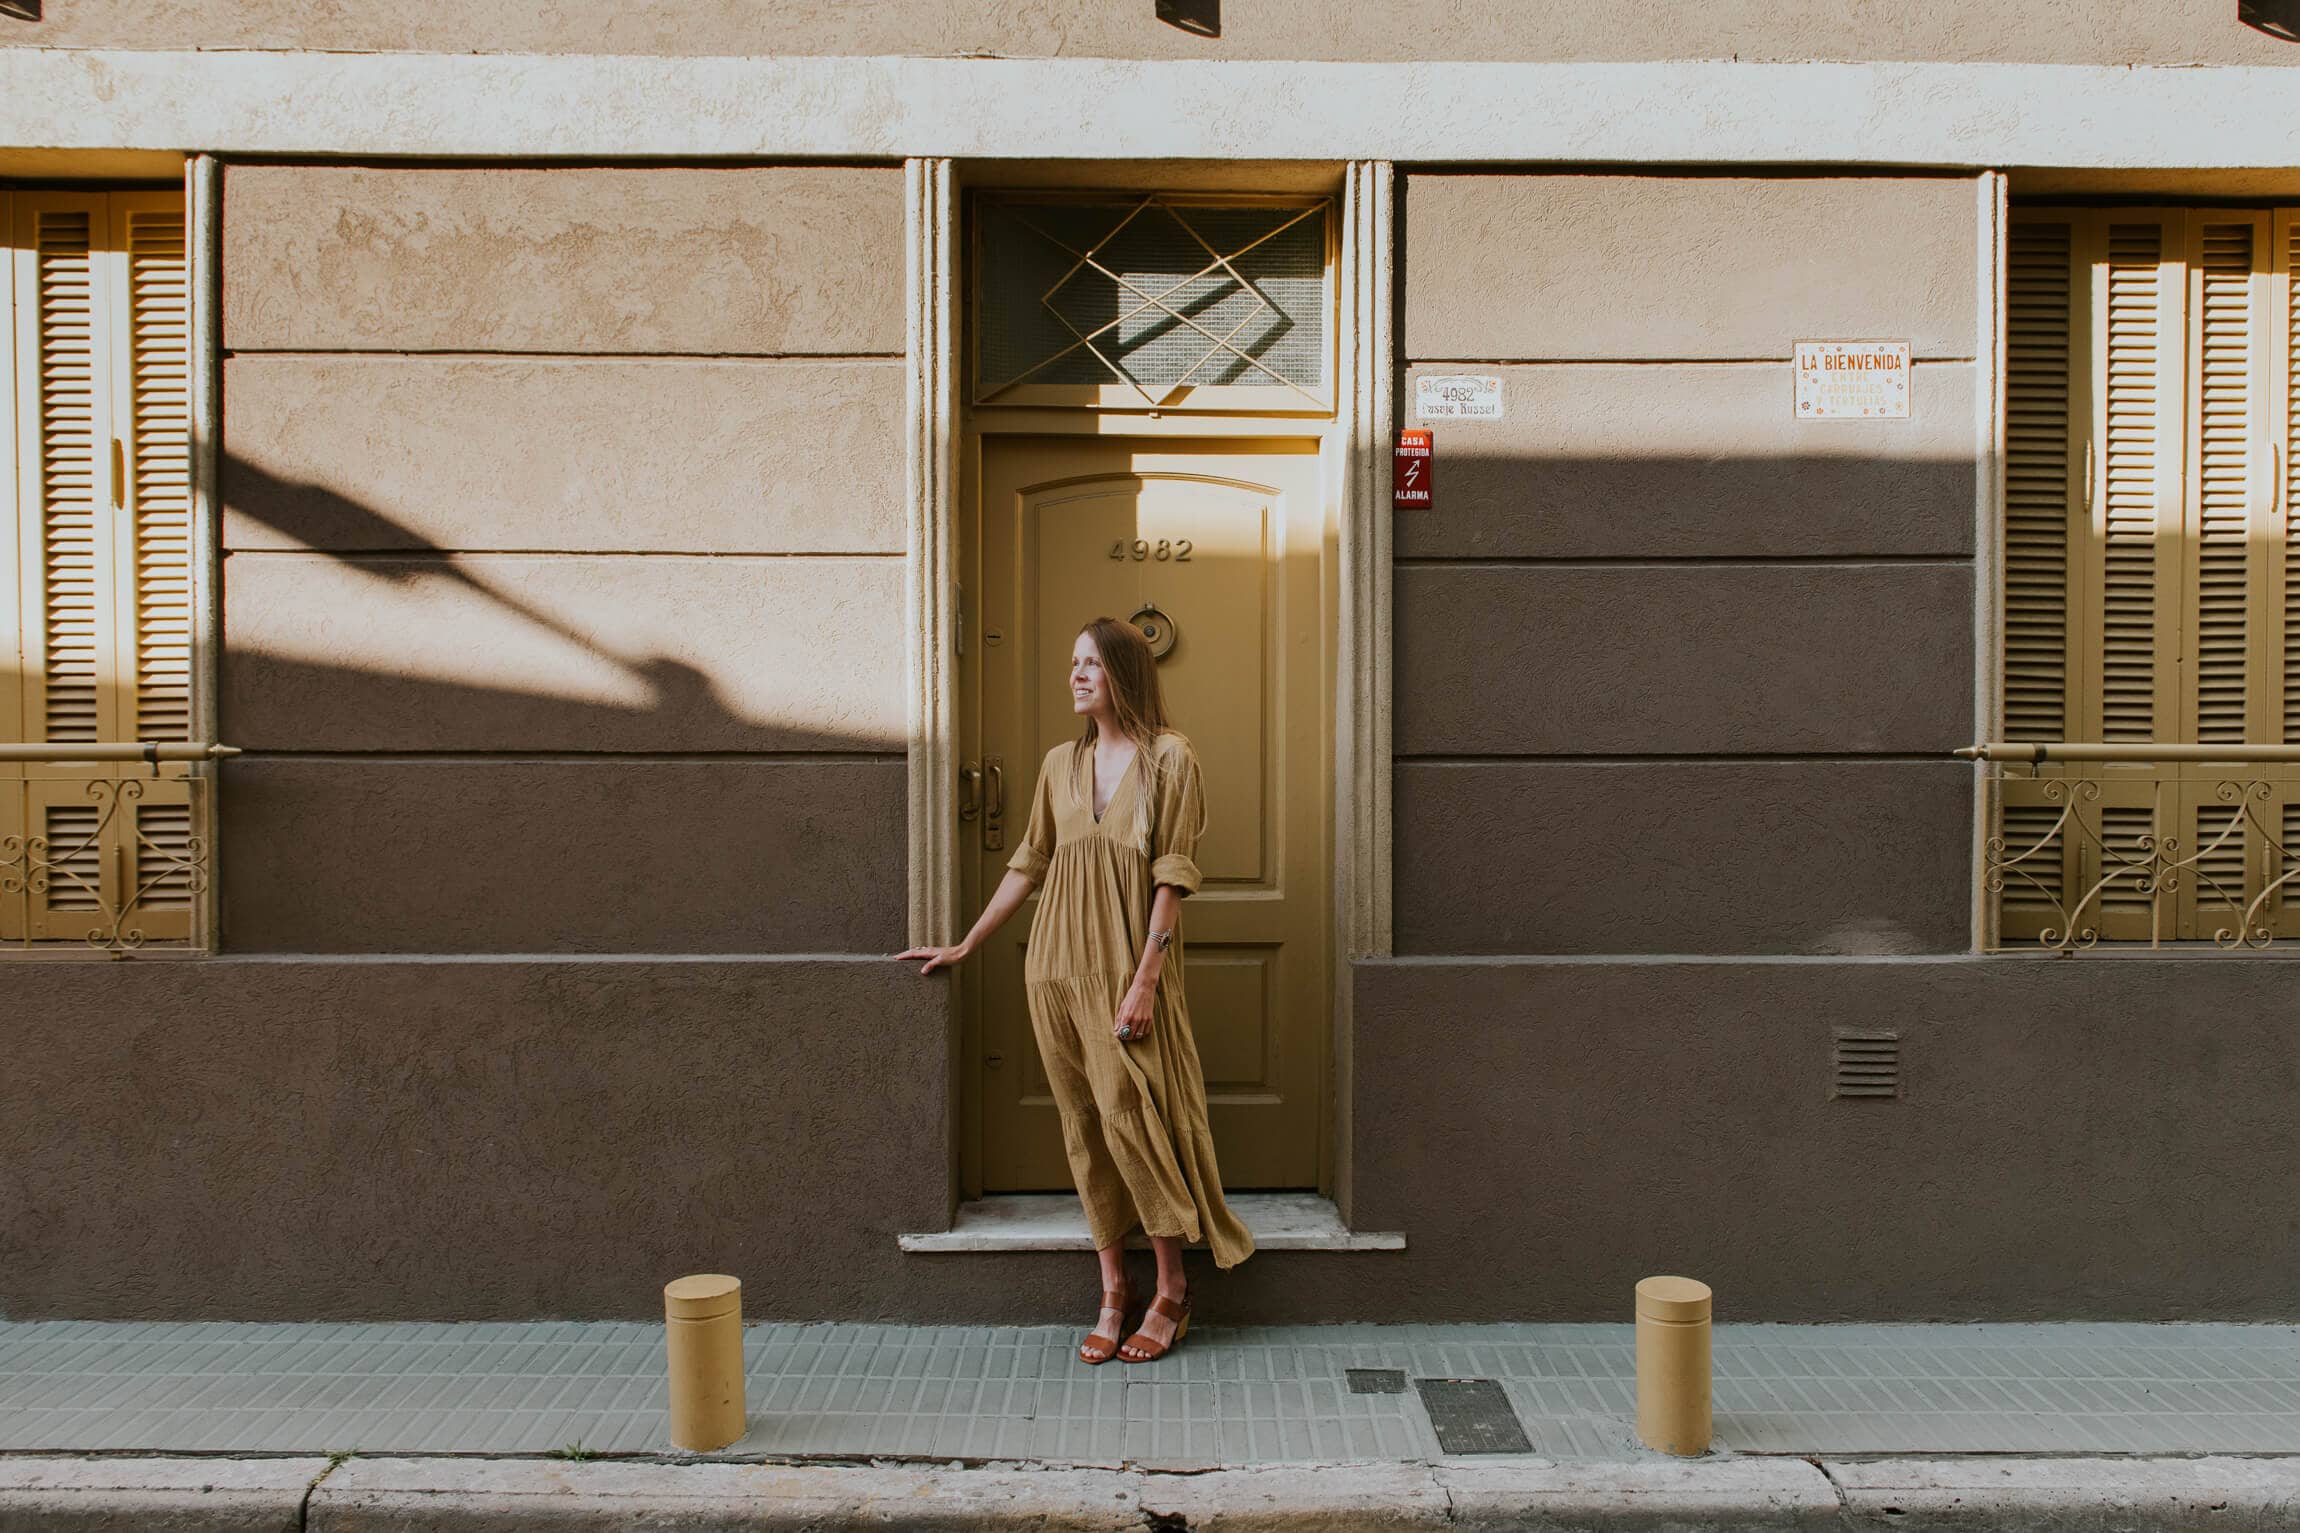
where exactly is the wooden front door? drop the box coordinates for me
[964,436,1330,1192]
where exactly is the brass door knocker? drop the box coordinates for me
[1130,604,1178,659]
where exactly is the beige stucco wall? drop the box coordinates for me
[1396,170,1982,956]
[8,0,2297,64]
[218,162,908,954]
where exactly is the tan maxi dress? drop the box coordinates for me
[1005,731,1256,1268]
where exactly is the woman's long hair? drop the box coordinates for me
[1073,616,1169,851]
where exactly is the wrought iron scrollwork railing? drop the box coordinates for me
[1965,742,2300,953]
[1,742,236,957]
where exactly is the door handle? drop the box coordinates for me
[959,763,982,821]
[983,756,1005,851]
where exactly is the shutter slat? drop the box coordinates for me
[131,799,194,908]
[2005,221,2073,741]
[2286,216,2300,746]
[2099,224,2168,742]
[121,206,192,744]
[38,802,104,913]
[28,206,105,744]
[2191,222,2256,744]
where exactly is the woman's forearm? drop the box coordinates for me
[1129,884,1184,994]
[958,869,1038,955]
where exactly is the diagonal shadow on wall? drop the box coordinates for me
[216,452,911,955]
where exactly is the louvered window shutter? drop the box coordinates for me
[112,193,192,748]
[2173,216,2275,937]
[1997,215,2082,938]
[5,189,193,946]
[2085,214,2186,750]
[1999,212,2184,942]
[2004,216,2076,746]
[2268,211,2300,938]
[1999,207,2300,944]
[2180,216,2271,745]
[11,191,120,748]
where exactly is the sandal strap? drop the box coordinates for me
[1145,1292,1189,1321]
[1099,1290,1129,1310]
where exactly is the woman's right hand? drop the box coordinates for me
[896,943,970,975]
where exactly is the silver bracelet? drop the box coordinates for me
[1147,929,1174,951]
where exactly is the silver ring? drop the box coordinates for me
[1117,1025,1133,1039]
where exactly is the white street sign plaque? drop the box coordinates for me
[1415,374,1505,421]
[1794,341,1911,419]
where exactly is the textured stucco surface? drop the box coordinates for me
[1393,762,1973,955]
[12,54,2300,166]
[223,357,906,555]
[1354,958,2300,1319]
[5,955,2297,1321]
[218,760,906,953]
[9,0,2297,64]
[1405,174,1980,361]
[222,554,904,752]
[221,166,904,355]
[1395,564,1973,756]
[0,960,950,1319]
[1394,364,1977,559]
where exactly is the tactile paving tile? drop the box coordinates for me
[3,1321,2299,1462]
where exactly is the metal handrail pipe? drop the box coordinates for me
[1960,742,2300,764]
[0,742,240,765]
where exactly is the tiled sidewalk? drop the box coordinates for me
[3,1321,2298,1466]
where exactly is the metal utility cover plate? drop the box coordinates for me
[1415,1377,1533,1455]
[1346,1368,1407,1395]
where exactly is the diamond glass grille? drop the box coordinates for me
[976,197,1329,402]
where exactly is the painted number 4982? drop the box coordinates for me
[1109,538,1192,562]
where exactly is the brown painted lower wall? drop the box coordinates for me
[0,958,951,1320]
[6,954,2298,1322]
[1354,957,2300,1321]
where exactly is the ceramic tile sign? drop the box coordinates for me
[1795,341,1911,419]
[1415,373,1504,421]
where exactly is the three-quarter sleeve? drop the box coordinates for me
[1005,752,1059,885]
[1149,736,1208,896]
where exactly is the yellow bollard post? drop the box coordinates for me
[1635,1275,1712,1456]
[664,1274,746,1452]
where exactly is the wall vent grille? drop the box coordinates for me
[1833,1030,1901,1100]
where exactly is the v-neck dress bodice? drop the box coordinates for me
[1089,747,1136,824]
[1003,731,1255,1269]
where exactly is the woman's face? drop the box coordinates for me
[1070,630,1111,717]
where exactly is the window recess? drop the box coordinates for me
[4,187,216,955]
[1990,208,2300,949]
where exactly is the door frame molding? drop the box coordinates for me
[904,159,1395,1207]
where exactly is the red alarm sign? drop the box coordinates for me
[1394,429,1433,508]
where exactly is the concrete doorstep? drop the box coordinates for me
[7,1454,2300,1532]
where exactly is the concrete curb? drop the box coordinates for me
[1824,1457,2300,1530]
[6,1455,2300,1531]
[0,1456,333,1532]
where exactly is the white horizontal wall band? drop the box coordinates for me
[6,51,2300,165]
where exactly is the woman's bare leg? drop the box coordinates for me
[1085,1244,1130,1354]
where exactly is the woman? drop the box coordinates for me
[898,616,1255,1364]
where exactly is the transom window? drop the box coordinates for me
[972,194,1332,412]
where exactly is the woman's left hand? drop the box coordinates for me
[1114,981,1155,1043]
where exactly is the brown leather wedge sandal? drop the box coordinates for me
[1078,1290,1131,1365]
[1117,1293,1190,1363]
